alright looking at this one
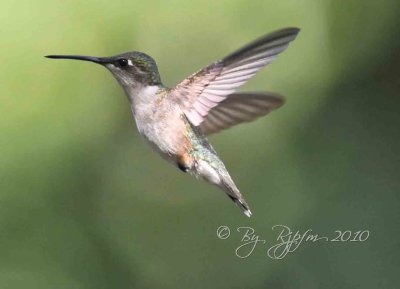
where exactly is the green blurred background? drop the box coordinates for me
[1,0,400,288]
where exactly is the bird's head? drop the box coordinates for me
[46,51,162,89]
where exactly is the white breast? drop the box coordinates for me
[129,86,186,159]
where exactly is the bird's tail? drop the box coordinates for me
[227,194,252,217]
[218,171,252,217]
[195,157,252,217]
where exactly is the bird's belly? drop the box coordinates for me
[134,110,187,163]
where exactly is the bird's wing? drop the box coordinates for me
[199,92,284,135]
[169,27,299,126]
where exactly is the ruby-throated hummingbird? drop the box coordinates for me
[46,27,300,217]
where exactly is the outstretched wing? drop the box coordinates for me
[170,27,299,126]
[199,92,284,135]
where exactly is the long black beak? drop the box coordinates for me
[45,54,109,64]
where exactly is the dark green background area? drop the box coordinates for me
[1,0,399,288]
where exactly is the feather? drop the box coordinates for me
[170,28,299,126]
[199,92,284,135]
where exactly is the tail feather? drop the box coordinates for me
[227,195,252,217]
[195,158,252,217]
[219,171,252,217]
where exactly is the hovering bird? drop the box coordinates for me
[46,27,300,217]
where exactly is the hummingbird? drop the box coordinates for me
[46,27,300,217]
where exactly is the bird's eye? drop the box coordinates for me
[117,58,129,67]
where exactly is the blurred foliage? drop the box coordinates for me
[1,0,400,288]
